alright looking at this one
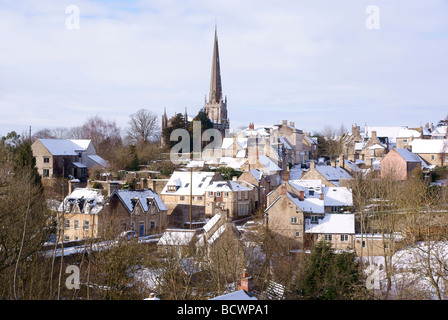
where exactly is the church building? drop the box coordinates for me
[161,27,230,146]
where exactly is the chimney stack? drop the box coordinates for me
[290,121,295,127]
[299,190,305,201]
[320,192,324,201]
[249,122,254,130]
[281,184,287,196]
[238,269,253,293]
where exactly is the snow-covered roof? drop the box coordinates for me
[305,213,355,234]
[278,136,292,150]
[210,289,258,300]
[114,189,167,212]
[203,213,222,233]
[87,155,109,167]
[39,139,81,156]
[367,143,386,150]
[322,187,353,207]
[249,169,263,182]
[315,165,352,183]
[157,229,197,246]
[161,171,217,196]
[58,188,104,214]
[72,162,87,168]
[393,148,422,162]
[410,139,448,154]
[258,155,282,173]
[287,192,324,213]
[397,128,421,138]
[289,179,322,195]
[205,180,252,193]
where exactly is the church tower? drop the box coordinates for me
[204,26,229,134]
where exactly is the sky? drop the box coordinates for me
[1,0,448,138]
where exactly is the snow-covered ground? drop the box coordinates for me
[362,241,448,299]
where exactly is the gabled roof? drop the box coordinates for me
[157,229,197,246]
[287,192,324,213]
[322,187,353,207]
[410,139,448,154]
[161,171,218,196]
[113,189,167,212]
[87,154,109,168]
[38,139,82,156]
[393,148,422,162]
[305,213,355,234]
[314,165,352,184]
[59,188,104,214]
[205,180,252,192]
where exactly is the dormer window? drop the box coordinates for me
[167,185,177,192]
[311,216,318,224]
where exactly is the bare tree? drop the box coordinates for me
[126,109,160,146]
[81,115,122,157]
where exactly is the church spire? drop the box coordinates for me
[209,25,222,104]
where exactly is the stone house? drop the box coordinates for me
[238,169,267,210]
[380,147,424,180]
[57,187,168,242]
[204,180,255,220]
[57,188,106,242]
[410,139,448,167]
[108,189,168,236]
[300,161,353,187]
[160,170,224,227]
[32,138,108,180]
[264,184,355,251]
[265,180,355,249]
[274,120,304,165]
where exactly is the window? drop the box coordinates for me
[341,234,349,242]
[224,192,229,197]
[43,157,50,163]
[64,235,70,242]
[208,191,213,197]
[311,216,318,224]
[43,169,50,177]
[362,240,366,248]
[431,155,435,161]
[74,220,79,230]
[150,221,156,229]
[244,191,248,199]
[197,196,203,201]
[309,190,314,196]
[403,139,407,143]
[291,217,298,224]
[65,219,70,229]
[216,191,221,197]
[238,192,242,200]
[74,236,78,241]
[295,231,300,238]
[331,206,339,213]
[83,220,89,230]
[180,196,185,201]
[324,234,332,241]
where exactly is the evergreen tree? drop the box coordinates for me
[295,241,363,300]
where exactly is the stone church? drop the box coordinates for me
[161,27,230,146]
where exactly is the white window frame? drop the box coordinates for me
[324,234,332,242]
[291,216,298,224]
[341,234,348,242]
[83,220,89,230]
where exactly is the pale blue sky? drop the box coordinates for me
[1,0,447,137]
